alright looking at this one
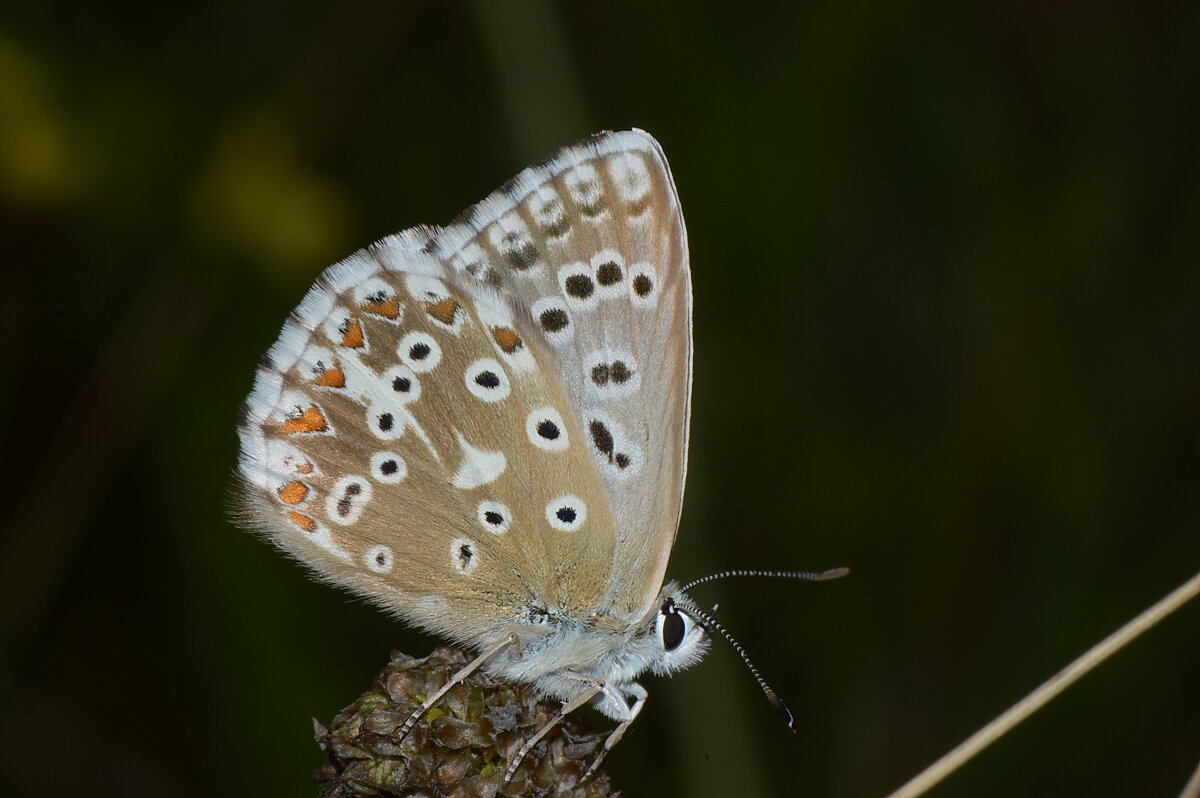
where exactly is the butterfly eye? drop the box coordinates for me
[661,605,686,652]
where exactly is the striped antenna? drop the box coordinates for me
[680,567,849,594]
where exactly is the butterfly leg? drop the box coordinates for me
[398,633,519,741]
[501,679,604,785]
[581,682,648,782]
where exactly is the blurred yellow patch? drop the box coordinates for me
[0,39,87,207]
[190,108,356,285]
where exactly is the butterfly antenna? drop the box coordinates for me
[690,604,796,731]
[679,567,849,593]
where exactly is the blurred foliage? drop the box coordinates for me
[0,37,90,207]
[189,107,356,283]
[1,2,1197,798]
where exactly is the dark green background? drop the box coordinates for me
[2,3,1198,797]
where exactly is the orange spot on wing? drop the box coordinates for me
[277,481,309,505]
[295,462,314,474]
[287,511,318,533]
[339,318,365,348]
[363,296,400,319]
[490,326,523,354]
[278,405,328,434]
[313,363,345,387]
[426,297,461,325]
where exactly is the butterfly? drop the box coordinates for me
[235,129,842,784]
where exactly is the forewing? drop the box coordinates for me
[410,130,692,621]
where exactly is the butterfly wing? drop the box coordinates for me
[237,247,621,648]
[415,130,692,622]
[237,130,691,645]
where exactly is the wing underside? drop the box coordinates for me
[236,130,691,640]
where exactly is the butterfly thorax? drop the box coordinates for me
[483,584,711,719]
